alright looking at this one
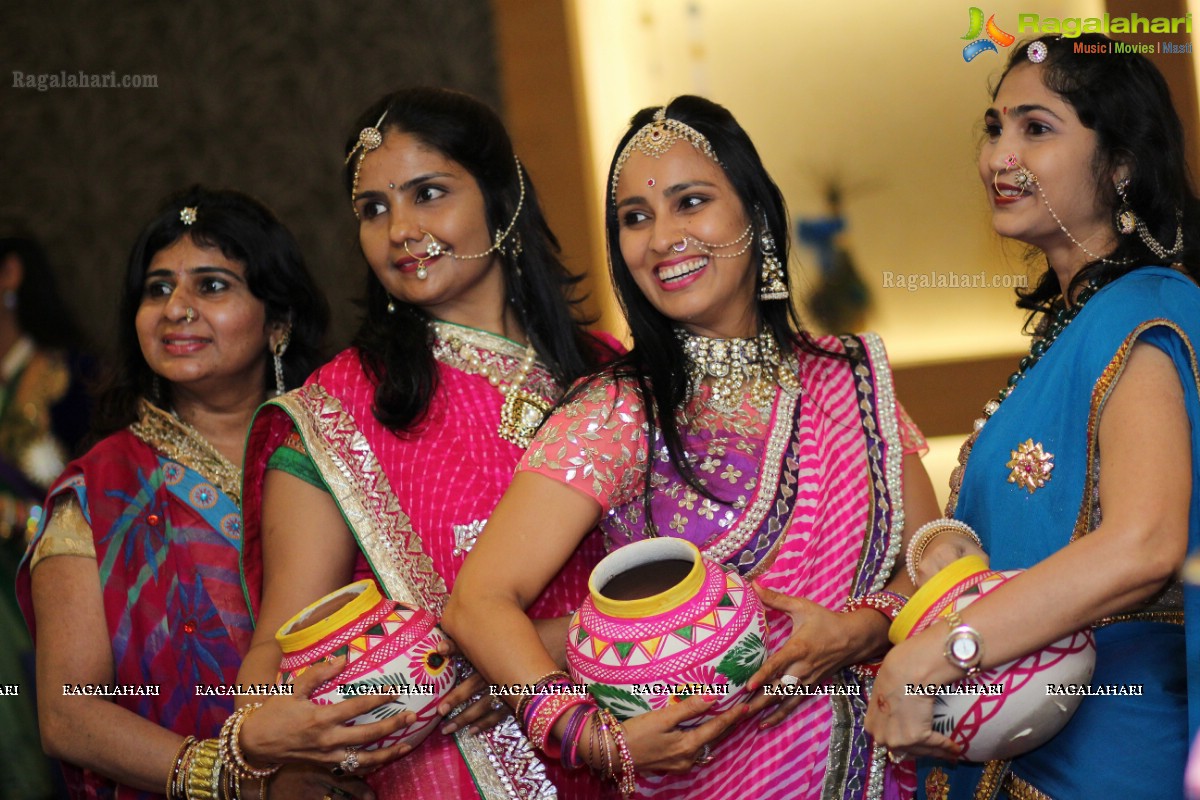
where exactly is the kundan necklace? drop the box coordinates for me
[676,328,800,414]
[430,321,551,448]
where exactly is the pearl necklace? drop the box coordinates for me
[676,328,800,414]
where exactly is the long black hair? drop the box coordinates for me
[594,96,840,528]
[996,34,1200,323]
[92,186,330,438]
[345,87,600,431]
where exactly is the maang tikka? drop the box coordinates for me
[346,109,389,215]
[758,214,788,301]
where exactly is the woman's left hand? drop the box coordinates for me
[437,637,511,736]
[744,583,863,727]
[865,637,960,761]
[264,764,377,800]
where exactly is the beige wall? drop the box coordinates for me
[567,0,1121,366]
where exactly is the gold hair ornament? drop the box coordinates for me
[611,108,720,202]
[347,110,389,215]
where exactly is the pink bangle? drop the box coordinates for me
[560,704,596,770]
[527,692,591,758]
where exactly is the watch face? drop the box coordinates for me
[950,637,978,661]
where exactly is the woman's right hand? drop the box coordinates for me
[604,696,750,774]
[239,656,416,773]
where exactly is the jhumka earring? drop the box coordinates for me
[1115,178,1136,235]
[758,216,788,301]
[272,326,291,396]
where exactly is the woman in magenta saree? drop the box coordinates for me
[237,88,615,800]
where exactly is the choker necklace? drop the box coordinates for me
[676,328,800,413]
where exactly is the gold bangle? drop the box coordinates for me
[906,519,982,585]
[186,739,222,800]
[166,736,197,799]
[220,703,281,781]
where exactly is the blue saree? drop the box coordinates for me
[924,267,1199,800]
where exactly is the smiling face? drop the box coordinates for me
[613,141,757,338]
[136,235,275,402]
[979,62,1121,270]
[353,129,507,325]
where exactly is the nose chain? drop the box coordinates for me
[672,222,753,258]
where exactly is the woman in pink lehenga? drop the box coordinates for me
[236,88,617,799]
[444,95,939,800]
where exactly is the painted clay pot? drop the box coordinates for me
[275,580,455,750]
[566,537,768,725]
[890,556,1095,762]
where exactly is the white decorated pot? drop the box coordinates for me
[275,580,455,750]
[565,537,768,725]
[890,556,1096,762]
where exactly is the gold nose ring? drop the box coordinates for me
[185,307,196,323]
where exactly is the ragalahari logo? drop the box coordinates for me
[963,7,1015,61]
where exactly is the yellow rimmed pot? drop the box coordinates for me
[275,580,455,750]
[890,556,1096,761]
[565,537,768,725]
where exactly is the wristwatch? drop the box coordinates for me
[943,610,983,677]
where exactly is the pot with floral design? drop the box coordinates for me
[275,580,455,750]
[565,537,768,725]
[890,556,1095,762]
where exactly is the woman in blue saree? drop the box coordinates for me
[867,34,1199,799]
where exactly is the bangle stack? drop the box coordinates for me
[517,672,637,797]
[842,591,908,623]
[906,519,983,586]
[165,705,279,800]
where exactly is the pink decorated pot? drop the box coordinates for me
[889,556,1095,762]
[566,537,768,725]
[274,580,456,750]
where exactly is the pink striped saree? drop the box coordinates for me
[521,334,922,800]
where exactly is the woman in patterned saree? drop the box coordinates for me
[866,35,1200,800]
[17,187,407,800]
[236,88,615,799]
[444,95,940,800]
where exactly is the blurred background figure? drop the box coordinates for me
[0,221,95,800]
